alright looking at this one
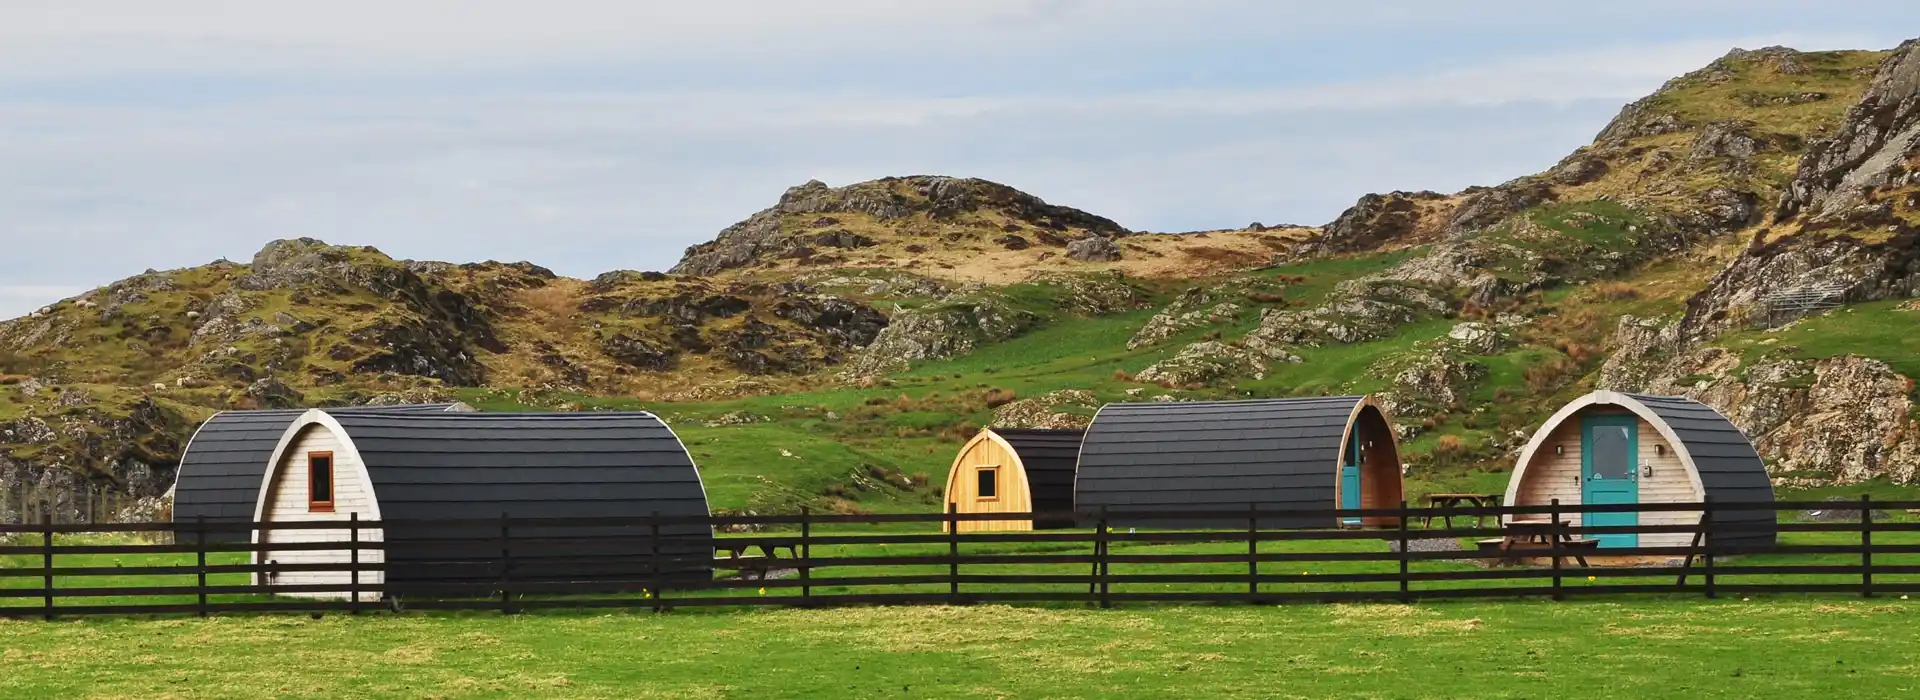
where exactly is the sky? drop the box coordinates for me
[2,1,1916,320]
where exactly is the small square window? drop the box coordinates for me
[976,467,998,500]
[308,452,335,513]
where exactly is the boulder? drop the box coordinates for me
[244,377,304,409]
[1065,236,1122,262]
[1133,341,1270,385]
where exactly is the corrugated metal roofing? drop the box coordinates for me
[990,427,1084,528]
[1627,394,1777,551]
[171,403,467,542]
[325,411,713,590]
[1074,397,1367,528]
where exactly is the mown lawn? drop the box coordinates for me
[3,599,1918,699]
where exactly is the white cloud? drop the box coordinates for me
[1,1,1914,323]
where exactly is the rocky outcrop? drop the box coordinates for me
[1065,236,1122,262]
[1443,180,1557,238]
[1309,190,1447,253]
[1607,340,1920,486]
[1129,287,1244,349]
[1672,234,1914,337]
[673,176,1129,276]
[600,333,678,372]
[1032,272,1148,316]
[991,389,1099,429]
[1243,279,1449,352]
[1778,39,1920,223]
[1369,339,1489,427]
[1133,341,1274,386]
[1,396,193,523]
[840,290,1042,377]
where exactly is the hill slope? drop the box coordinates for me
[4,40,1920,521]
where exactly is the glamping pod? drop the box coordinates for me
[171,403,472,543]
[1074,396,1403,529]
[252,410,713,600]
[1504,391,1775,551]
[943,427,1084,532]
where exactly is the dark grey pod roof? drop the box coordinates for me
[989,427,1084,523]
[171,403,468,541]
[1074,396,1389,527]
[1508,391,1776,551]
[288,410,714,589]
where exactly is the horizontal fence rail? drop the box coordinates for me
[0,498,1915,618]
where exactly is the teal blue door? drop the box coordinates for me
[1581,415,1639,548]
[1340,434,1362,525]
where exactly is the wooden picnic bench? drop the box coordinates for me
[1422,493,1503,529]
[713,541,801,580]
[1476,519,1596,567]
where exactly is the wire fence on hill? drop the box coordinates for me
[1,498,1916,618]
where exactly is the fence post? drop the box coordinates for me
[1097,506,1111,610]
[651,511,667,613]
[196,516,209,618]
[41,513,54,621]
[1396,500,1410,604]
[1702,497,1717,600]
[947,503,961,606]
[348,512,361,615]
[498,512,514,615]
[799,507,812,606]
[1550,498,1563,602]
[1861,494,1874,599]
[1247,502,1258,603]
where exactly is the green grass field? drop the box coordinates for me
[3,599,1918,699]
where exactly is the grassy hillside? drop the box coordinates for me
[5,43,1920,518]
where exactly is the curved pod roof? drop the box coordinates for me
[942,427,1083,531]
[254,410,713,590]
[171,403,470,541]
[1074,396,1403,529]
[1505,391,1775,550]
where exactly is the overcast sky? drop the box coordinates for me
[2,1,1915,319]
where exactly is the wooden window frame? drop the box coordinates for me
[976,466,999,502]
[308,451,336,513]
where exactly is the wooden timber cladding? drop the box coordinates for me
[1506,391,1776,551]
[1075,396,1404,529]
[944,428,1083,532]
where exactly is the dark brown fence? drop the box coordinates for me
[1,498,1915,619]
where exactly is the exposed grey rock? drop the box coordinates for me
[600,333,678,372]
[992,389,1098,429]
[1133,341,1271,386]
[1445,322,1507,354]
[1065,236,1122,262]
[1603,312,1920,488]
[1443,180,1557,238]
[1032,271,1148,316]
[244,377,304,409]
[1779,40,1920,222]
[1307,190,1446,253]
[840,290,1042,377]
[1370,341,1489,424]
[1130,287,1243,349]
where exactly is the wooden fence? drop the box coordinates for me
[1,498,1916,618]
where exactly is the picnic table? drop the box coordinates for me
[713,540,801,580]
[1421,493,1503,529]
[1478,519,1596,568]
